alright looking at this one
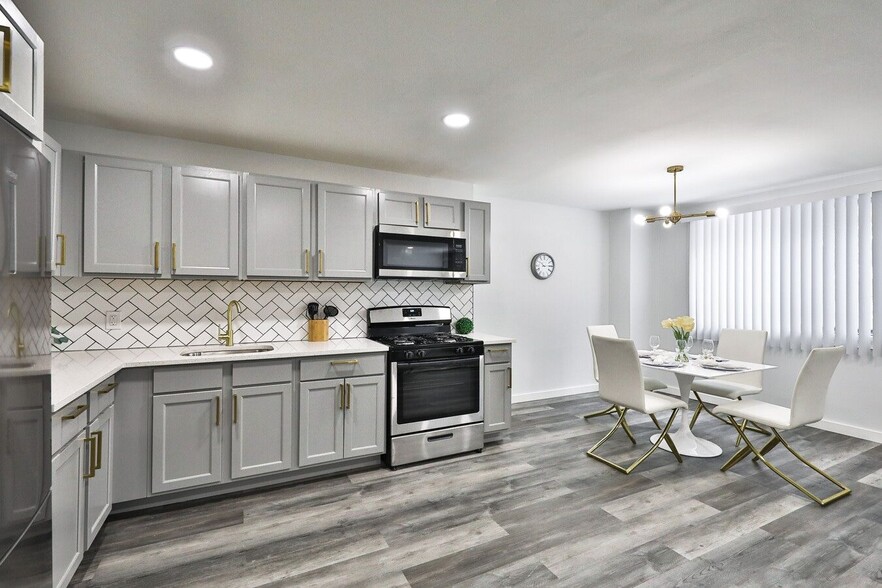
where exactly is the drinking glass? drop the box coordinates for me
[702,339,715,359]
[684,334,694,355]
[649,335,660,354]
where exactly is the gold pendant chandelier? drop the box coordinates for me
[634,165,728,227]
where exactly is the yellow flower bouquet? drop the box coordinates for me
[661,316,695,362]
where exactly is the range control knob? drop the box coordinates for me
[455,347,464,354]
[416,349,427,358]
[466,346,475,354]
[404,351,415,360]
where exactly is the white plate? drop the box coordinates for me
[643,360,681,368]
[700,363,746,372]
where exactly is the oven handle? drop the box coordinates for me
[396,357,480,371]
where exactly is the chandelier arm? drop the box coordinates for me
[679,211,716,220]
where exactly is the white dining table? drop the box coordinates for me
[641,355,777,458]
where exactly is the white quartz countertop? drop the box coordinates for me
[472,332,516,345]
[51,338,388,412]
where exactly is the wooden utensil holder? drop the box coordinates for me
[307,319,329,342]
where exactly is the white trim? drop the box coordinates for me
[513,383,597,404]
[809,419,882,444]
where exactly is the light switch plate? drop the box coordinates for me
[105,311,121,330]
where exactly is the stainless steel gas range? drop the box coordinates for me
[367,306,484,467]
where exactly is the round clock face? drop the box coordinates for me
[531,253,555,279]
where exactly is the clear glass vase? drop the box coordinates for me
[674,338,689,363]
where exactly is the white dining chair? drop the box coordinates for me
[690,328,769,444]
[585,336,687,474]
[586,325,667,433]
[714,346,848,506]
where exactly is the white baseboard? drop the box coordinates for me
[810,419,882,444]
[513,383,598,404]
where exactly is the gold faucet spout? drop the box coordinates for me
[218,300,243,346]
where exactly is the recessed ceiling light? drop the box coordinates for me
[173,46,213,70]
[443,113,470,128]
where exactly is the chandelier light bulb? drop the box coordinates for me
[716,207,730,219]
[633,214,647,226]
[659,205,672,216]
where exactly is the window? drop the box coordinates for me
[689,194,874,356]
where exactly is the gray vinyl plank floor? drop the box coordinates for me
[70,394,882,587]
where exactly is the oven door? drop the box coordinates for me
[390,356,483,436]
[375,230,467,279]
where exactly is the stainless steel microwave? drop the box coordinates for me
[374,226,467,279]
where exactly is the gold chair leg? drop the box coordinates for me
[616,406,637,445]
[582,404,617,420]
[751,435,780,462]
[720,417,851,506]
[586,409,682,474]
[649,413,661,430]
[734,418,749,447]
[689,400,704,429]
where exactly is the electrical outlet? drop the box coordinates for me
[105,311,121,330]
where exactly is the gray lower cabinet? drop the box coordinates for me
[171,165,240,277]
[299,374,385,467]
[231,383,293,479]
[315,182,376,279]
[83,155,162,275]
[464,201,491,283]
[151,390,223,493]
[85,405,114,548]
[484,344,512,433]
[51,428,86,588]
[245,174,312,278]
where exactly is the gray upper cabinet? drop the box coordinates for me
[378,191,463,231]
[343,375,385,458]
[172,166,240,277]
[7,145,43,275]
[298,378,345,466]
[0,0,43,140]
[83,155,162,275]
[464,201,491,283]
[316,183,375,280]
[231,383,293,479]
[152,389,223,493]
[245,174,311,278]
[39,134,65,275]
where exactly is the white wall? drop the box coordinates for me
[472,191,609,402]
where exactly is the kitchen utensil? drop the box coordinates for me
[323,305,339,318]
[306,302,319,320]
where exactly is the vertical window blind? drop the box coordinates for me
[689,194,874,356]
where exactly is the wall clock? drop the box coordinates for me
[530,252,555,279]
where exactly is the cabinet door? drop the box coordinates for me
[5,146,43,275]
[378,191,420,227]
[0,0,43,139]
[423,195,462,231]
[51,436,86,588]
[152,390,223,493]
[39,134,65,275]
[245,174,312,278]
[343,374,385,458]
[171,166,239,277]
[464,201,491,283]
[298,379,344,466]
[484,362,512,433]
[231,384,293,479]
[83,155,162,274]
[316,183,375,279]
[85,405,113,548]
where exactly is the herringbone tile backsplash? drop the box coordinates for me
[52,277,473,351]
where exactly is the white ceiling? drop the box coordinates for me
[17,0,882,210]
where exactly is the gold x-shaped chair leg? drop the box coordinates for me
[586,408,683,474]
[719,416,851,506]
[689,392,771,446]
[584,404,661,433]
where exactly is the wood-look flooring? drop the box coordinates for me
[71,394,882,587]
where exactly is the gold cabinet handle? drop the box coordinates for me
[425,202,430,225]
[339,383,345,410]
[318,249,324,274]
[414,201,419,224]
[0,26,10,94]
[466,256,470,276]
[61,404,87,421]
[330,359,359,365]
[154,241,160,271]
[83,437,96,479]
[56,234,67,266]
[233,394,238,425]
[507,367,512,389]
[93,430,103,470]
[215,396,221,427]
[171,243,177,272]
[346,383,352,409]
[487,347,507,353]
[97,382,117,395]
[304,249,310,274]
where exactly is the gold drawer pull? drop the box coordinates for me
[339,383,345,410]
[0,26,10,94]
[346,383,352,409]
[97,382,117,395]
[215,396,221,427]
[233,394,239,424]
[83,437,96,479]
[61,404,87,421]
[171,242,178,272]
[330,359,359,366]
[56,234,67,266]
[304,249,310,274]
[487,348,507,353]
[154,241,160,271]
[93,430,103,470]
[318,249,324,274]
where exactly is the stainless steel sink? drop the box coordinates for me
[180,344,275,357]
[0,359,35,369]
